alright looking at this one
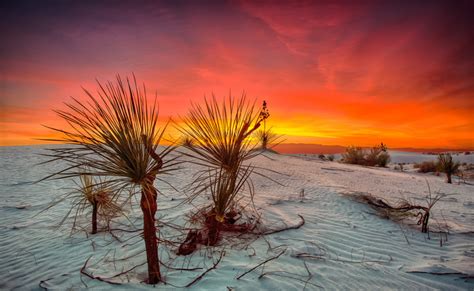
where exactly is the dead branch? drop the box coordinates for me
[80,256,122,285]
[237,249,286,280]
[260,215,305,235]
[185,251,225,287]
[160,260,203,271]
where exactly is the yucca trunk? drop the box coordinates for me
[208,169,238,245]
[140,178,161,284]
[262,135,268,150]
[206,212,221,246]
[446,173,452,184]
[421,211,430,233]
[91,201,98,234]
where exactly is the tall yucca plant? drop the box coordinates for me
[438,153,460,184]
[42,75,177,284]
[179,95,268,245]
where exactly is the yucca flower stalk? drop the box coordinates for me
[438,153,460,184]
[41,75,178,284]
[179,95,268,245]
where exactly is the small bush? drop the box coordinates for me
[415,161,438,173]
[377,151,391,167]
[342,143,390,167]
[342,146,366,165]
[318,154,326,160]
[327,154,335,161]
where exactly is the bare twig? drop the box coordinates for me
[185,251,225,287]
[237,249,286,280]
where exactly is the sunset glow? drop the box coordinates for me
[1,1,473,149]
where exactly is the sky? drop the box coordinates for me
[1,0,473,149]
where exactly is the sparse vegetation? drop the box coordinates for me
[42,75,178,284]
[327,154,335,161]
[318,154,326,160]
[342,143,391,167]
[437,153,460,184]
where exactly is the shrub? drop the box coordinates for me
[377,151,391,167]
[318,154,326,160]
[414,161,438,173]
[342,146,366,165]
[327,154,335,161]
[438,153,460,184]
[342,143,390,167]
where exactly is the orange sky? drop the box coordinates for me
[1,1,473,149]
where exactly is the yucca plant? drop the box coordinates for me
[179,95,268,245]
[41,173,122,234]
[254,101,283,151]
[41,75,178,284]
[438,153,460,184]
[79,174,121,234]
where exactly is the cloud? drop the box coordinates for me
[0,1,473,147]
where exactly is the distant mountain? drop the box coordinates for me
[273,143,472,154]
[273,143,346,154]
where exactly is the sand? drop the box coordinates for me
[0,145,473,290]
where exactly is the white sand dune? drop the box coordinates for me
[0,146,473,290]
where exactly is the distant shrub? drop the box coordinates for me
[438,153,460,184]
[377,151,391,167]
[342,146,366,165]
[415,161,438,173]
[318,154,326,160]
[327,154,335,161]
[465,151,471,155]
[342,143,390,167]
[397,163,404,172]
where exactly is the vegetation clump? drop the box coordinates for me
[342,143,391,167]
[437,153,460,184]
[414,161,438,173]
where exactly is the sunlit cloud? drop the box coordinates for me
[1,1,472,148]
